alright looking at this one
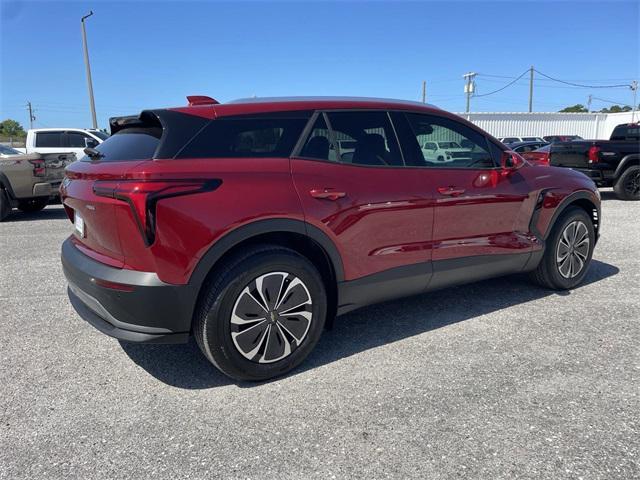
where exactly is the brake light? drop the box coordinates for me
[93,178,222,245]
[28,158,46,177]
[588,145,600,164]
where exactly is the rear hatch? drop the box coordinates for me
[60,109,209,268]
[40,152,75,186]
[549,141,593,168]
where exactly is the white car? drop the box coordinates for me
[20,128,109,161]
[421,141,472,162]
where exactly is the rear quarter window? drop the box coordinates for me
[86,127,161,161]
[177,112,311,159]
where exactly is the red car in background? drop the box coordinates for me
[521,144,551,166]
[60,96,601,381]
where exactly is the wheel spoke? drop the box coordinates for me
[558,255,572,277]
[230,271,313,364]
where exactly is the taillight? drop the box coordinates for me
[588,145,600,164]
[28,159,46,177]
[93,178,222,245]
[540,152,550,166]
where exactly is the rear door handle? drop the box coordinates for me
[437,186,466,197]
[309,188,346,201]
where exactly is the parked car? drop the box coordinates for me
[498,136,545,144]
[17,128,109,161]
[421,140,474,162]
[549,123,640,200]
[509,141,549,154]
[0,149,75,220]
[60,96,601,381]
[520,144,551,166]
[0,145,24,157]
[543,135,583,143]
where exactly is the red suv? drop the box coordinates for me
[61,96,601,381]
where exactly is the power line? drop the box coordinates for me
[533,69,631,89]
[591,96,632,105]
[474,69,530,97]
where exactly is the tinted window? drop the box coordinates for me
[92,131,110,141]
[179,112,311,158]
[502,137,519,144]
[67,132,91,148]
[0,145,21,155]
[87,127,161,162]
[299,114,336,161]
[35,132,64,148]
[611,125,640,140]
[325,111,403,166]
[402,113,497,168]
[522,137,538,142]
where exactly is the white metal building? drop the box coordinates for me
[456,111,637,140]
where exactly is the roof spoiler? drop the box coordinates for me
[187,95,219,106]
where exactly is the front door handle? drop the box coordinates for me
[437,186,466,197]
[310,188,346,201]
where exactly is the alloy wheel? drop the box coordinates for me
[230,272,313,364]
[556,220,590,279]
[624,170,640,197]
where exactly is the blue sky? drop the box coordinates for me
[1,0,638,129]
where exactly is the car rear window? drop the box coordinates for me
[611,124,640,140]
[85,127,161,162]
[35,132,64,148]
[177,112,311,159]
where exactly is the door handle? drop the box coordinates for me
[309,188,346,201]
[437,186,466,197]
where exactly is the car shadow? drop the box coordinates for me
[120,259,619,390]
[599,190,621,201]
[4,206,68,222]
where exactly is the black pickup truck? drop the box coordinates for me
[549,122,640,200]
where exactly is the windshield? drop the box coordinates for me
[0,145,21,155]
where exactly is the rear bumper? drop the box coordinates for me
[61,237,196,343]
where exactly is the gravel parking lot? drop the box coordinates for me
[0,191,638,479]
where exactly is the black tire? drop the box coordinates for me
[0,189,10,221]
[530,207,595,290]
[613,165,640,200]
[17,198,48,213]
[194,245,327,381]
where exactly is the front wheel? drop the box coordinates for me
[530,207,595,290]
[194,246,327,381]
[613,165,640,200]
[17,198,48,213]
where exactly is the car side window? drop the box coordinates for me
[403,113,498,168]
[35,131,64,148]
[299,114,338,162]
[67,132,92,148]
[326,111,403,166]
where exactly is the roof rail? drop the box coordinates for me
[187,95,219,106]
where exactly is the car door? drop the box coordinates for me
[66,131,98,160]
[400,112,536,289]
[291,110,436,302]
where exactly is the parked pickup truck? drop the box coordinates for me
[549,123,640,200]
[0,148,75,221]
[14,128,109,161]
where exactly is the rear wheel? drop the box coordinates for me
[17,198,48,213]
[194,245,327,381]
[613,165,640,200]
[0,189,11,221]
[530,207,594,290]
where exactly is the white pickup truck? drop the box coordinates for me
[15,128,109,161]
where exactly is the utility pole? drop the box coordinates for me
[632,80,638,123]
[587,94,592,113]
[463,72,476,113]
[421,80,426,103]
[26,102,36,129]
[81,11,98,129]
[528,66,534,112]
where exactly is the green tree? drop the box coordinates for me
[599,105,632,113]
[0,119,26,144]
[559,104,588,113]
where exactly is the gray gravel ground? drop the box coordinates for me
[0,190,638,479]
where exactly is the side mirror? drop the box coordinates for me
[500,151,524,175]
[85,138,99,148]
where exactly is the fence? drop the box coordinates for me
[456,111,636,140]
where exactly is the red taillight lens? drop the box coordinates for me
[28,159,46,177]
[93,178,222,245]
[588,145,600,164]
